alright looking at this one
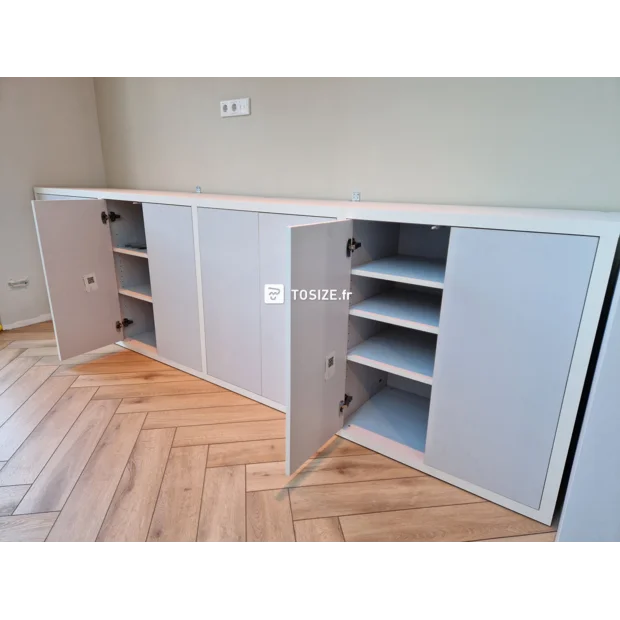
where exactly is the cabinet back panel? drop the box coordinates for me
[398,224,450,259]
[107,201,146,249]
[351,221,400,268]
[199,208,262,394]
[424,228,598,509]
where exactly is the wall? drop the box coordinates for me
[0,78,105,328]
[95,77,620,210]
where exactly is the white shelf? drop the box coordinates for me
[347,327,436,384]
[113,246,148,259]
[351,256,446,289]
[349,289,441,334]
[124,330,157,353]
[119,284,153,303]
[339,387,429,463]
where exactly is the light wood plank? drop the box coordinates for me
[97,428,175,542]
[0,512,58,542]
[479,532,556,542]
[0,485,29,516]
[0,348,23,371]
[93,379,212,400]
[339,501,554,542]
[208,439,286,468]
[197,465,245,542]
[17,347,60,357]
[314,436,374,459]
[0,333,54,342]
[0,356,39,395]
[147,445,208,542]
[71,370,187,387]
[0,365,57,426]
[14,400,120,514]
[247,489,295,542]
[4,321,53,334]
[35,350,139,366]
[144,404,283,430]
[0,376,74,461]
[174,419,285,447]
[6,339,56,348]
[0,388,98,486]
[117,390,249,414]
[289,476,482,520]
[53,359,173,376]
[47,412,146,542]
[0,341,8,351]
[294,518,344,542]
[247,454,422,492]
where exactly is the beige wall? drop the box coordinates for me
[95,77,620,210]
[0,78,105,328]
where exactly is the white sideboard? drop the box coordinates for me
[32,186,620,525]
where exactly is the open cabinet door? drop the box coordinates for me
[32,199,122,360]
[286,219,353,474]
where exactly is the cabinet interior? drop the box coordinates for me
[343,221,450,463]
[107,200,156,351]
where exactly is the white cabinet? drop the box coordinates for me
[32,186,617,525]
[198,208,262,394]
[259,213,333,405]
[143,203,203,372]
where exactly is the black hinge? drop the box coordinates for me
[339,393,352,415]
[346,238,361,257]
[115,318,134,331]
[101,211,121,225]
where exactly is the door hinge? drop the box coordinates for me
[101,211,121,225]
[116,318,134,331]
[339,394,352,415]
[346,238,361,257]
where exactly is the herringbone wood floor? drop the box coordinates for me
[0,322,556,542]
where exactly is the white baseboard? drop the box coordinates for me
[2,313,52,331]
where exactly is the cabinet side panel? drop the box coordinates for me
[199,208,262,394]
[259,213,332,405]
[425,228,597,509]
[143,203,202,371]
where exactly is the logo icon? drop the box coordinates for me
[264,284,285,304]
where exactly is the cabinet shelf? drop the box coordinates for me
[119,284,152,303]
[349,289,441,334]
[351,256,445,289]
[124,330,157,353]
[113,246,148,259]
[339,387,429,464]
[347,327,436,384]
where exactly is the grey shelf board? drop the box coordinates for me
[118,283,153,303]
[351,255,446,289]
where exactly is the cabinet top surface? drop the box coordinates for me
[33,186,620,236]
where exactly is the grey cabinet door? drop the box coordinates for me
[198,208,262,394]
[287,219,352,474]
[32,199,121,360]
[259,213,333,405]
[143,203,203,372]
[424,228,597,509]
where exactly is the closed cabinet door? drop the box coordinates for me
[143,203,203,372]
[259,213,333,405]
[424,228,598,509]
[198,208,262,394]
